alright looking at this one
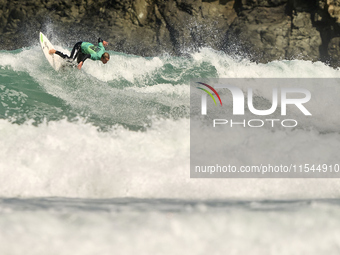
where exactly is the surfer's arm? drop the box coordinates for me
[98,38,108,47]
[77,54,91,69]
[77,61,83,70]
[80,54,91,63]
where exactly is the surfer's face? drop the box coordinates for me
[101,57,109,64]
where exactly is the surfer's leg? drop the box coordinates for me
[54,42,82,60]
[55,51,70,59]
[70,42,82,60]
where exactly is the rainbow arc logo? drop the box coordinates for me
[196,82,222,106]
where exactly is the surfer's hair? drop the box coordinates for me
[102,52,110,60]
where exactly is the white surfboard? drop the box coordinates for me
[39,32,64,71]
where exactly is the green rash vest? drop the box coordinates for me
[81,42,105,61]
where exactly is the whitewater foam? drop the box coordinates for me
[0,118,340,198]
[1,47,340,199]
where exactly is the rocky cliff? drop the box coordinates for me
[1,0,340,66]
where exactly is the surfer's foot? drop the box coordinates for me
[49,49,56,54]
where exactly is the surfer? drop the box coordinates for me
[49,38,110,70]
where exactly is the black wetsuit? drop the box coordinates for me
[55,38,104,64]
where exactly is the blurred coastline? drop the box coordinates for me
[2,0,340,66]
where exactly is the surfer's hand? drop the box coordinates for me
[103,41,108,47]
[77,62,83,70]
[49,49,56,54]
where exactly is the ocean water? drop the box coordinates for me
[1,45,340,253]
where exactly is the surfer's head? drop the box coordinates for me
[101,52,110,64]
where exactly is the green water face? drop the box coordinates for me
[0,68,74,125]
[0,47,220,130]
